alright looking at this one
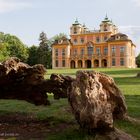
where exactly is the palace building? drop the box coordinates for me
[52,16,136,69]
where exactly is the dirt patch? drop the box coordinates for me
[0,113,75,140]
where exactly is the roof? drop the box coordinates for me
[101,15,113,24]
[52,36,71,46]
[107,33,130,42]
[72,18,80,25]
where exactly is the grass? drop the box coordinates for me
[0,68,140,140]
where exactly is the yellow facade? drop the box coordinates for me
[52,16,136,69]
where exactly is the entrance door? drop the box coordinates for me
[102,59,107,67]
[85,60,92,68]
[94,59,99,68]
[70,60,75,68]
[78,60,82,68]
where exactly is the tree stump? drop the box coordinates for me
[68,71,127,134]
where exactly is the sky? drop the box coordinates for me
[0,0,140,55]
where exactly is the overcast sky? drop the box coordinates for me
[0,0,140,55]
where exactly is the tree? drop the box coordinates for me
[136,53,140,67]
[27,45,38,65]
[0,32,28,62]
[37,32,52,68]
[0,43,10,61]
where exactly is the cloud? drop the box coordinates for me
[119,25,140,55]
[119,25,140,37]
[131,0,140,7]
[0,0,32,13]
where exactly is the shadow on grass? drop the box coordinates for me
[45,126,95,140]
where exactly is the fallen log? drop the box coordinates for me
[0,57,74,105]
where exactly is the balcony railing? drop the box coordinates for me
[70,54,108,59]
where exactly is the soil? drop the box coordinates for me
[0,113,75,140]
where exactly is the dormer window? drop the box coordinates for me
[116,35,120,40]
[58,39,63,44]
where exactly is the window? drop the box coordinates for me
[87,43,93,56]
[81,48,84,55]
[96,48,100,55]
[74,39,77,44]
[104,25,107,31]
[62,49,65,56]
[116,36,120,40]
[96,37,100,43]
[112,58,116,66]
[74,49,77,55]
[55,49,58,56]
[112,46,116,55]
[120,58,124,66]
[74,27,77,34]
[104,47,108,55]
[55,60,58,67]
[81,38,84,43]
[62,60,65,67]
[120,47,125,53]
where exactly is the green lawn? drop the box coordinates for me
[0,68,140,140]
